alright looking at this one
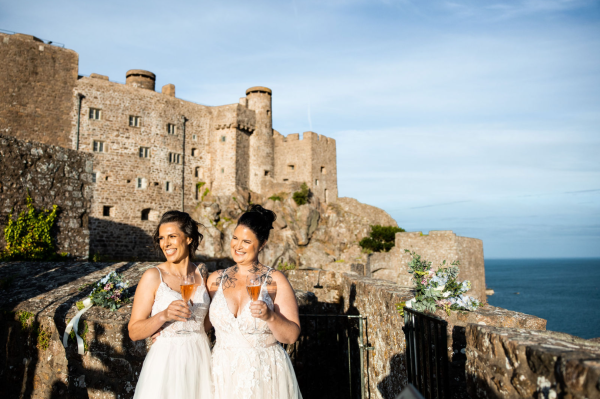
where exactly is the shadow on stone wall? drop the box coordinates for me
[89,217,158,261]
[0,261,147,398]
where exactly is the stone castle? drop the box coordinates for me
[0,32,337,257]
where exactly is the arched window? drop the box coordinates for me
[141,208,151,221]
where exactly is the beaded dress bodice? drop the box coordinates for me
[151,266,210,339]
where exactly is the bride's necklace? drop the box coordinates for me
[162,263,195,280]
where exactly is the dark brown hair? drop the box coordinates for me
[237,204,276,246]
[152,210,203,257]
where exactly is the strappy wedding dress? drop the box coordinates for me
[133,266,213,399]
[210,268,302,399]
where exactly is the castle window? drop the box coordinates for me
[139,147,150,158]
[93,140,105,152]
[89,108,101,120]
[92,172,97,183]
[192,134,197,141]
[221,136,226,142]
[137,178,147,189]
[166,181,172,192]
[195,167,201,178]
[141,208,151,221]
[288,165,295,171]
[167,123,176,135]
[283,179,289,182]
[324,189,328,203]
[267,110,270,116]
[264,170,270,177]
[168,152,182,164]
[221,168,224,174]
[129,115,142,127]
[191,148,198,157]
[102,206,113,217]
[321,166,326,175]
[315,179,319,186]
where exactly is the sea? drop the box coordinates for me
[485,258,600,339]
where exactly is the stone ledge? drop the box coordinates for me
[466,324,600,399]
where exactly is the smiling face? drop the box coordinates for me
[231,224,263,265]
[158,222,192,263]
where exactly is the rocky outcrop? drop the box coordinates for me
[466,324,600,399]
[190,190,398,272]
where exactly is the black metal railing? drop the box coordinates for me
[285,314,371,399]
[402,308,450,399]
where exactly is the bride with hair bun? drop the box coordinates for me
[207,204,303,399]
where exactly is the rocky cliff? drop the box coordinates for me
[190,188,398,272]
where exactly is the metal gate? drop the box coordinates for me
[285,314,372,399]
[402,308,450,399]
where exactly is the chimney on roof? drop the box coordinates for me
[162,84,175,97]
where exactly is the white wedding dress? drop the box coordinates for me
[133,266,213,399]
[210,268,302,399]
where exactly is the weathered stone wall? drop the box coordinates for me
[285,269,546,399]
[273,130,338,203]
[466,324,600,399]
[0,33,78,149]
[369,231,487,301]
[0,134,93,258]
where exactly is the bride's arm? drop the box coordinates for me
[250,271,301,344]
[128,268,190,341]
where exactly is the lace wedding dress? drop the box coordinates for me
[133,266,213,399]
[210,268,302,399]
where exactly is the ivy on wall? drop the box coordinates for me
[1,194,64,261]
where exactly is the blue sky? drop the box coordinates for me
[2,0,599,258]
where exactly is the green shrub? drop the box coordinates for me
[277,261,296,271]
[269,195,282,202]
[292,183,310,205]
[0,195,62,261]
[359,225,406,253]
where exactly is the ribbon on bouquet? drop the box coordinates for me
[62,297,93,355]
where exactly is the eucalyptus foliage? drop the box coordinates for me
[406,250,482,315]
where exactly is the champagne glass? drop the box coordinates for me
[246,274,262,334]
[177,273,196,334]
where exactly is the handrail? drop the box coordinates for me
[0,28,65,47]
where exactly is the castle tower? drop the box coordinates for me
[125,69,156,91]
[245,86,274,193]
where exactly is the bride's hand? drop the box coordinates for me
[162,300,191,323]
[250,300,271,322]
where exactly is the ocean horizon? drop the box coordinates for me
[485,258,600,339]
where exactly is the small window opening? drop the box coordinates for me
[137,178,143,188]
[154,182,159,186]
[127,179,131,184]
[283,178,289,182]
[315,179,319,186]
[168,152,182,164]
[221,168,224,174]
[167,123,176,135]
[264,170,270,177]
[141,208,151,221]
[266,110,270,116]
[89,108,101,120]
[129,115,142,127]
[192,134,197,141]
[321,166,326,174]
[325,189,328,203]
[221,136,226,142]
[166,181,171,192]
[105,175,110,181]
[93,140,105,153]
[92,172,97,183]
[102,206,112,217]
[139,147,150,158]
[288,165,295,171]
[191,148,198,157]
[195,167,201,178]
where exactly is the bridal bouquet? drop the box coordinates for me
[88,271,131,311]
[403,250,482,315]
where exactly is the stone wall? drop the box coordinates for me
[466,324,600,399]
[286,269,546,399]
[273,130,338,203]
[369,231,487,301]
[0,134,93,258]
[0,33,78,149]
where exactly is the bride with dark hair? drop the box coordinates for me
[207,204,303,399]
[128,211,212,399]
